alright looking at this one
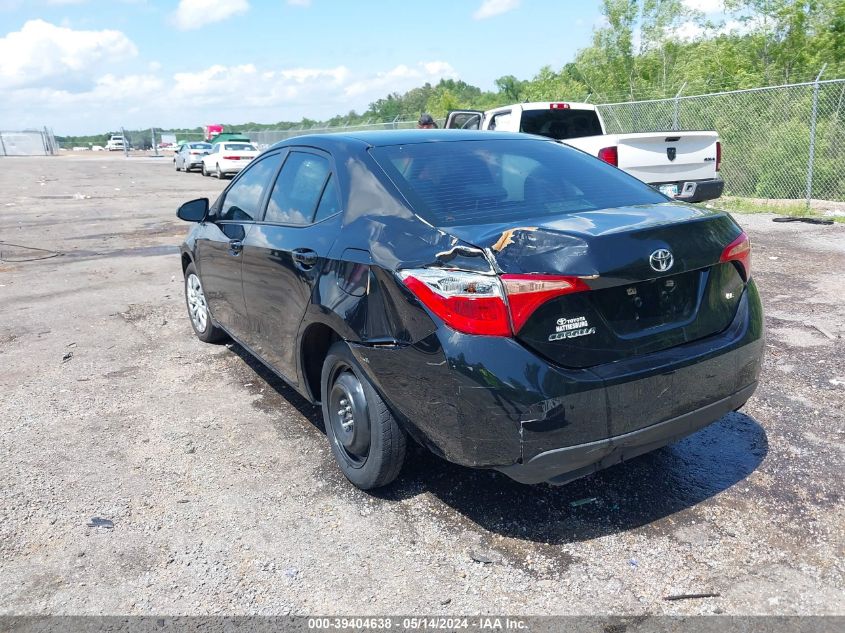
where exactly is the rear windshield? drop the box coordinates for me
[223,143,255,151]
[189,143,211,149]
[370,139,667,227]
[519,109,603,139]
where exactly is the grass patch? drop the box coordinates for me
[716,197,845,223]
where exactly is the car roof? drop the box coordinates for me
[269,129,537,151]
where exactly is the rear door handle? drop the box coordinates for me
[292,248,318,270]
[228,239,243,255]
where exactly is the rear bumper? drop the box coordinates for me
[352,281,763,480]
[672,176,724,203]
[496,381,756,484]
[219,160,248,174]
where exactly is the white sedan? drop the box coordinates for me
[201,142,259,179]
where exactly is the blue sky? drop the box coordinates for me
[0,0,606,134]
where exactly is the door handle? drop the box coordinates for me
[292,248,318,270]
[228,239,243,255]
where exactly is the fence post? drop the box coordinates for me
[672,82,686,131]
[805,64,827,209]
[151,127,159,156]
[0,132,7,156]
[121,127,129,158]
[392,115,401,130]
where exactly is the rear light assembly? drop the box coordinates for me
[720,231,751,280]
[716,141,722,172]
[550,103,570,110]
[597,146,618,167]
[223,155,240,160]
[400,269,589,336]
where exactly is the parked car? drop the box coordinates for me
[177,130,763,490]
[447,102,723,202]
[201,142,259,178]
[175,142,213,172]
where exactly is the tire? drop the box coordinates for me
[201,163,208,177]
[184,263,227,343]
[215,163,223,179]
[321,342,406,490]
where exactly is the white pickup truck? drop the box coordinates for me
[446,102,723,203]
[105,135,126,151]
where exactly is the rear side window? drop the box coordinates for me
[520,109,603,139]
[218,153,283,221]
[370,139,667,227]
[313,175,340,223]
[264,152,331,225]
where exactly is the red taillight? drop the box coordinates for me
[223,155,240,160]
[716,141,721,172]
[400,269,590,336]
[720,231,751,280]
[190,150,202,155]
[501,274,590,333]
[401,272,510,336]
[598,146,618,166]
[550,103,570,109]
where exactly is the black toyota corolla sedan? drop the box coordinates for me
[177,130,763,490]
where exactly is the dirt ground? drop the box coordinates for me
[0,154,843,616]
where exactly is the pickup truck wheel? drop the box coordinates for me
[201,163,208,177]
[215,164,223,179]
[321,342,406,490]
[184,263,227,344]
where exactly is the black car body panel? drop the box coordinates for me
[180,130,764,485]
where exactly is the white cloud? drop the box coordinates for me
[0,19,137,90]
[682,0,723,13]
[344,61,458,97]
[473,0,520,20]
[172,0,249,30]
[670,15,764,41]
[0,59,462,133]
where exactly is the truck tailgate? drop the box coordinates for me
[616,131,718,184]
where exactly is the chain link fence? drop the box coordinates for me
[159,77,845,204]
[596,77,845,203]
[0,129,58,156]
[242,119,428,147]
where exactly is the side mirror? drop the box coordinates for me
[177,198,209,222]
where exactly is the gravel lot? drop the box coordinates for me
[1,154,843,616]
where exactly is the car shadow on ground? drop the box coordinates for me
[227,343,768,544]
[384,411,768,543]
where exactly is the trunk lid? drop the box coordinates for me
[444,203,745,368]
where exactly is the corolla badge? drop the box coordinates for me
[649,248,674,272]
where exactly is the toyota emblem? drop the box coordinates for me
[649,249,674,272]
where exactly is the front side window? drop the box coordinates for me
[264,152,331,225]
[488,111,512,131]
[218,153,283,222]
[371,139,667,226]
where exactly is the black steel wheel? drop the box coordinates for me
[321,342,406,489]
